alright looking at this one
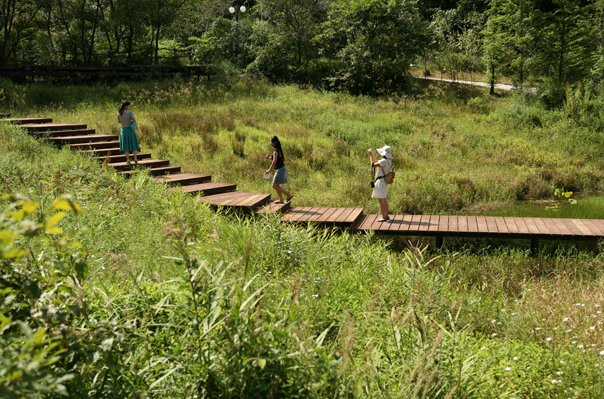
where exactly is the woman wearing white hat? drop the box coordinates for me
[368,145,393,222]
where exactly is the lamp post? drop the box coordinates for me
[229,4,246,22]
[229,3,246,63]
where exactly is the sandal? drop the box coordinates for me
[273,200,284,205]
[287,194,294,202]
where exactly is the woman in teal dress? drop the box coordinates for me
[117,101,140,165]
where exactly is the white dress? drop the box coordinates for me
[371,158,392,199]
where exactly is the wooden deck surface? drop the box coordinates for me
[282,207,364,225]
[354,214,604,241]
[201,191,271,208]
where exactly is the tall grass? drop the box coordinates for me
[2,119,604,396]
[3,77,604,217]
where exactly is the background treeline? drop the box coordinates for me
[4,0,604,92]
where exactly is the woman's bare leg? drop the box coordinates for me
[133,150,138,163]
[378,198,389,220]
[125,151,131,163]
[272,184,291,203]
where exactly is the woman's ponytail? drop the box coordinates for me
[118,101,131,115]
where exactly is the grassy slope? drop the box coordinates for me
[3,78,604,217]
[2,80,604,396]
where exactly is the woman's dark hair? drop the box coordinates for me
[118,101,131,115]
[270,135,283,157]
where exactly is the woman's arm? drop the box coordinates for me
[266,150,278,173]
[130,111,136,123]
[368,149,381,167]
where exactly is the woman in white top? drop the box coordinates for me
[368,145,393,222]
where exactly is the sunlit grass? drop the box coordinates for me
[2,79,604,396]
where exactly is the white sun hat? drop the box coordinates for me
[377,145,393,159]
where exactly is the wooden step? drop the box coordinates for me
[170,182,236,196]
[35,128,96,137]
[47,134,119,144]
[94,153,152,163]
[108,159,170,171]
[200,191,272,208]
[23,123,87,132]
[281,207,364,226]
[118,166,182,176]
[256,201,291,215]
[83,147,122,156]
[0,113,11,118]
[153,173,211,186]
[69,141,121,150]
[3,117,52,124]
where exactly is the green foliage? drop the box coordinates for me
[318,0,428,94]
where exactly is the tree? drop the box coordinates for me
[318,0,428,94]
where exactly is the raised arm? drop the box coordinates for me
[368,149,381,167]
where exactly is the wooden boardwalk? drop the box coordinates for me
[7,115,604,253]
[6,118,275,213]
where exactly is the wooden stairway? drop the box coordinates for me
[6,117,274,212]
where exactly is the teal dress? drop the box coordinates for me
[118,110,140,152]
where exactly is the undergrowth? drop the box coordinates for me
[2,107,604,397]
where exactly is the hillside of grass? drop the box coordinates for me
[2,78,604,217]
[2,79,604,397]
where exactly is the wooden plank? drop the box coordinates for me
[532,218,551,235]
[494,217,508,234]
[371,215,387,231]
[399,214,413,232]
[316,207,338,222]
[485,217,498,233]
[359,215,378,230]
[388,214,404,231]
[24,123,87,131]
[503,217,519,234]
[307,207,329,222]
[467,216,478,233]
[438,215,448,233]
[302,207,327,222]
[326,207,347,223]
[428,215,440,232]
[119,166,181,176]
[417,215,431,231]
[205,192,246,206]
[542,218,563,235]
[154,173,212,185]
[551,219,573,236]
[580,219,604,236]
[476,216,489,233]
[514,217,530,235]
[407,215,422,232]
[256,201,290,215]
[281,207,306,222]
[172,182,236,195]
[3,117,52,124]
[295,206,317,223]
[449,216,458,233]
[570,219,596,237]
[523,218,541,235]
[457,216,468,233]
[344,208,364,224]
[335,208,355,223]
[559,219,581,236]
[589,219,604,236]
[235,194,270,207]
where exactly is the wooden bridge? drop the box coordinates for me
[5,116,604,254]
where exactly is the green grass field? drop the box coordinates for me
[2,78,604,397]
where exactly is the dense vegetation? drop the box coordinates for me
[2,79,604,397]
[5,0,604,93]
[3,77,604,216]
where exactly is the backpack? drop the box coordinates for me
[383,160,395,184]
